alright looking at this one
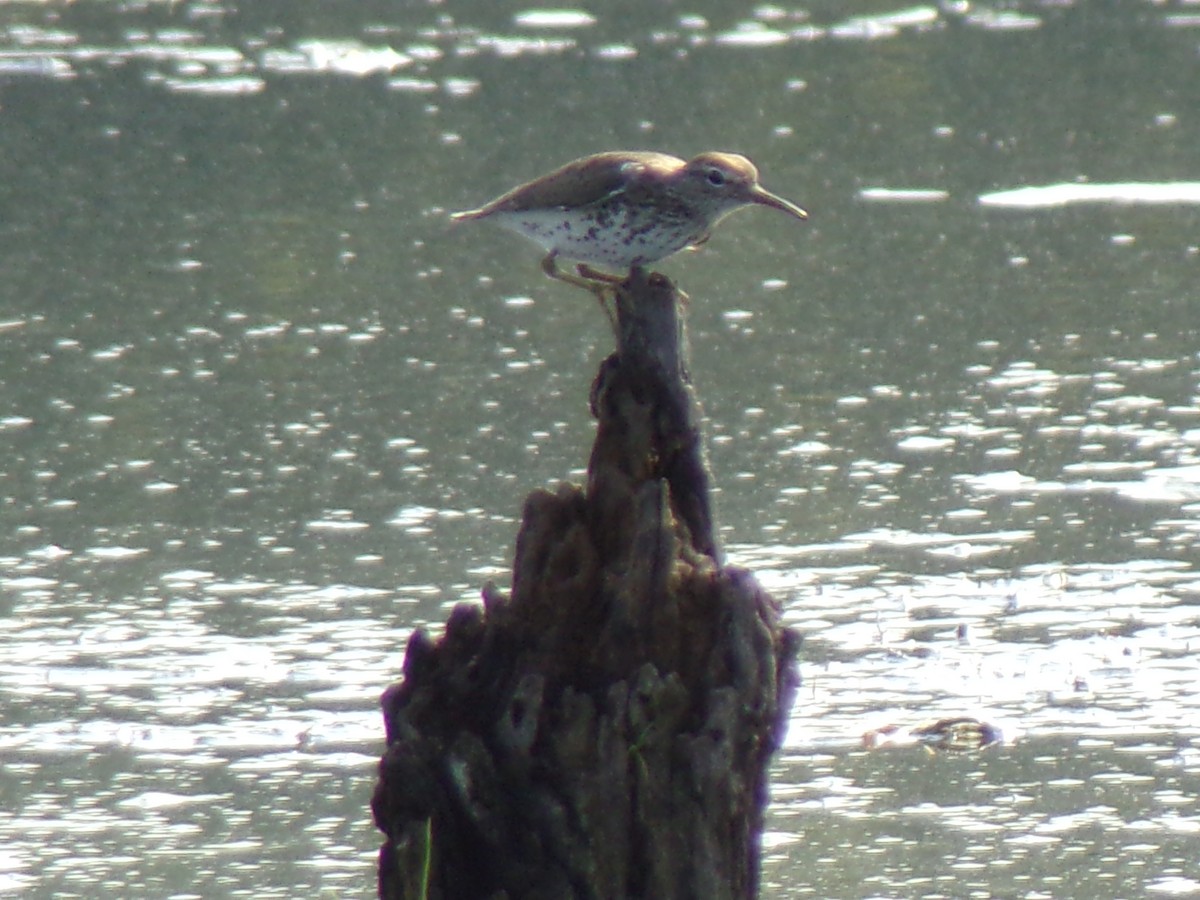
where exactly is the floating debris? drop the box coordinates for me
[863,717,1008,753]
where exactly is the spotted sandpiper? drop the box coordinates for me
[450,151,807,290]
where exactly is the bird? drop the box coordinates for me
[449,150,807,290]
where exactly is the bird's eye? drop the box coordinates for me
[706,168,726,187]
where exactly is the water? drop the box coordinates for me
[2,1,1199,896]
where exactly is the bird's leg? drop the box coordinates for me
[573,264,627,332]
[575,263,625,286]
[541,252,619,332]
[573,264,628,336]
[542,251,607,289]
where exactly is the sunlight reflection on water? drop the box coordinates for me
[3,0,1200,896]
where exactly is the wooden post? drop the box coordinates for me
[372,268,800,899]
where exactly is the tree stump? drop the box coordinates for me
[372,267,800,899]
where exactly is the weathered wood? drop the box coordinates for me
[373,268,800,899]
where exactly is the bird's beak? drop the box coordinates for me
[750,185,808,220]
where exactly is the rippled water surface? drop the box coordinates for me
[2,1,1199,896]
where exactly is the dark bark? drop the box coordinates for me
[373,267,800,900]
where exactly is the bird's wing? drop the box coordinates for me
[481,152,683,214]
